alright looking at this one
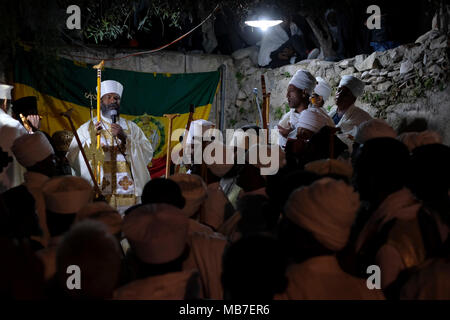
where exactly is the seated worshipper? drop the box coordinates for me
[258,15,309,68]
[51,130,74,176]
[284,109,334,168]
[200,145,236,230]
[75,201,123,241]
[222,235,288,300]
[0,83,28,193]
[116,203,201,300]
[353,138,444,289]
[328,75,372,149]
[351,119,397,158]
[183,119,215,171]
[11,131,63,248]
[37,176,94,281]
[265,168,320,215]
[225,126,261,206]
[167,174,215,235]
[407,144,450,244]
[304,158,353,184]
[66,80,153,214]
[47,220,122,300]
[236,144,286,198]
[277,70,317,149]
[141,177,185,209]
[397,256,450,300]
[276,178,385,300]
[309,77,335,127]
[397,130,443,152]
[11,96,43,134]
[0,186,42,251]
[0,236,46,299]
[230,195,280,243]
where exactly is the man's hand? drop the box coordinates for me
[26,115,41,131]
[95,121,103,135]
[111,123,127,142]
[277,125,292,138]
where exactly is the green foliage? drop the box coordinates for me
[283,72,292,78]
[285,103,290,112]
[81,0,183,44]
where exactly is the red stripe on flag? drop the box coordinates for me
[148,157,166,179]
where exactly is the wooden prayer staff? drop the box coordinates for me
[61,109,102,197]
[93,60,105,184]
[261,75,270,144]
[164,113,180,178]
[175,104,195,174]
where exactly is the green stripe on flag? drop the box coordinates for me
[14,47,220,117]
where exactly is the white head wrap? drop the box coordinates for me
[123,203,188,264]
[339,75,365,98]
[397,130,443,152]
[42,176,93,214]
[292,108,330,133]
[76,202,123,235]
[355,119,397,144]
[169,174,207,217]
[185,119,214,145]
[305,158,353,180]
[97,80,124,98]
[0,84,13,100]
[285,178,360,251]
[11,131,54,168]
[288,70,317,95]
[314,77,332,101]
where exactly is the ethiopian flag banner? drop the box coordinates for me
[13,47,220,178]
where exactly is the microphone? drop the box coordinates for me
[110,109,118,124]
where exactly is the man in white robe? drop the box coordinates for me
[328,75,372,149]
[309,77,335,127]
[67,80,153,214]
[0,83,28,192]
[277,70,316,148]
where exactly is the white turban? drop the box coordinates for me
[97,80,124,98]
[339,75,365,98]
[42,176,93,214]
[285,178,360,251]
[186,119,214,145]
[123,203,188,264]
[11,131,54,168]
[397,130,443,152]
[168,174,207,217]
[76,202,123,235]
[355,119,397,144]
[305,158,353,180]
[289,70,317,95]
[291,108,330,133]
[0,84,13,99]
[314,77,332,101]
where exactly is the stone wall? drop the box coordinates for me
[229,29,450,145]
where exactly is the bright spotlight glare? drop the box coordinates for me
[244,20,283,31]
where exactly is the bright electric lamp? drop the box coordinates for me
[244,19,283,31]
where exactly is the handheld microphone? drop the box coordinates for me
[110,109,118,124]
